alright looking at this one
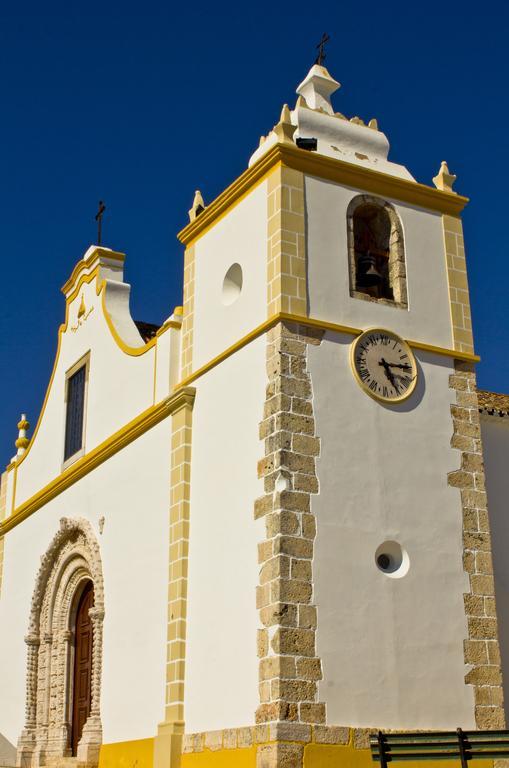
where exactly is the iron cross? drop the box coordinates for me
[315,33,330,66]
[95,200,106,245]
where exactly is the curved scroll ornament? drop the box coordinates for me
[17,518,105,767]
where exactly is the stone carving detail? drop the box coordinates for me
[17,517,104,767]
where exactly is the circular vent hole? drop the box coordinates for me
[374,540,409,578]
[222,263,243,305]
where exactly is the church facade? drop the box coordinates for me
[1,62,509,768]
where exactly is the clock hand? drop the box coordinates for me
[386,362,413,371]
[379,358,399,391]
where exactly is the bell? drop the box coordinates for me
[357,251,382,288]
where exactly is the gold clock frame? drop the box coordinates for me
[350,327,418,404]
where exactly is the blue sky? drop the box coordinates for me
[1,1,508,464]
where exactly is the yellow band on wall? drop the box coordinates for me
[98,738,154,768]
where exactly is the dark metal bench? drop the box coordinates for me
[370,729,509,768]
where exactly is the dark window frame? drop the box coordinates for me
[64,355,89,463]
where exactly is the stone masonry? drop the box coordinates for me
[443,215,474,356]
[164,390,195,726]
[255,320,326,733]
[180,245,196,381]
[267,165,307,318]
[448,360,505,728]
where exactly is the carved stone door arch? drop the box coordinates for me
[17,518,105,767]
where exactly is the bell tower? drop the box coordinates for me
[173,59,504,768]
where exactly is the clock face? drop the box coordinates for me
[350,328,417,403]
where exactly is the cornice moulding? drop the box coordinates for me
[178,144,469,245]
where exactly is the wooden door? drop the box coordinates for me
[71,582,94,756]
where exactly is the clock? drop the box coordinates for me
[350,328,417,403]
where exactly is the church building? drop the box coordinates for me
[2,59,509,768]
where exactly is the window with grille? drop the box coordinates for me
[64,365,86,461]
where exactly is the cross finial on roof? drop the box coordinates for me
[95,200,106,245]
[315,33,330,66]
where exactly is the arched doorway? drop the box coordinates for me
[17,518,104,768]
[71,581,94,756]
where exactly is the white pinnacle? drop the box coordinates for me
[296,64,340,115]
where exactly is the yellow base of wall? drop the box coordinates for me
[98,737,496,768]
[182,745,257,768]
[182,743,496,768]
[98,737,154,768]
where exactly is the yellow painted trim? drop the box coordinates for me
[13,268,101,470]
[98,737,154,768]
[10,465,18,515]
[153,341,158,405]
[13,266,181,471]
[1,388,196,536]
[177,316,278,388]
[156,319,182,337]
[279,313,363,337]
[408,338,479,361]
[61,246,125,295]
[350,328,418,404]
[100,289,157,356]
[99,281,181,357]
[279,313,480,362]
[174,312,479,391]
[178,154,283,246]
[6,304,476,533]
[178,144,468,245]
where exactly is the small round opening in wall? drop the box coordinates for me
[375,540,409,578]
[222,263,243,305]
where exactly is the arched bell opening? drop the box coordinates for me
[347,194,408,308]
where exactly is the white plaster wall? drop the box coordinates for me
[0,420,170,746]
[481,417,509,724]
[184,336,266,731]
[13,276,163,507]
[305,176,453,349]
[192,181,268,372]
[309,334,474,728]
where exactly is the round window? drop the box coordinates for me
[222,263,243,306]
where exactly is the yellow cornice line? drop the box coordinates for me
[61,247,125,296]
[281,313,479,362]
[13,270,180,471]
[177,144,469,245]
[1,387,196,536]
[175,316,279,388]
[279,313,363,337]
[5,318,476,532]
[407,338,479,361]
[277,145,469,214]
[174,312,479,391]
[178,151,282,245]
